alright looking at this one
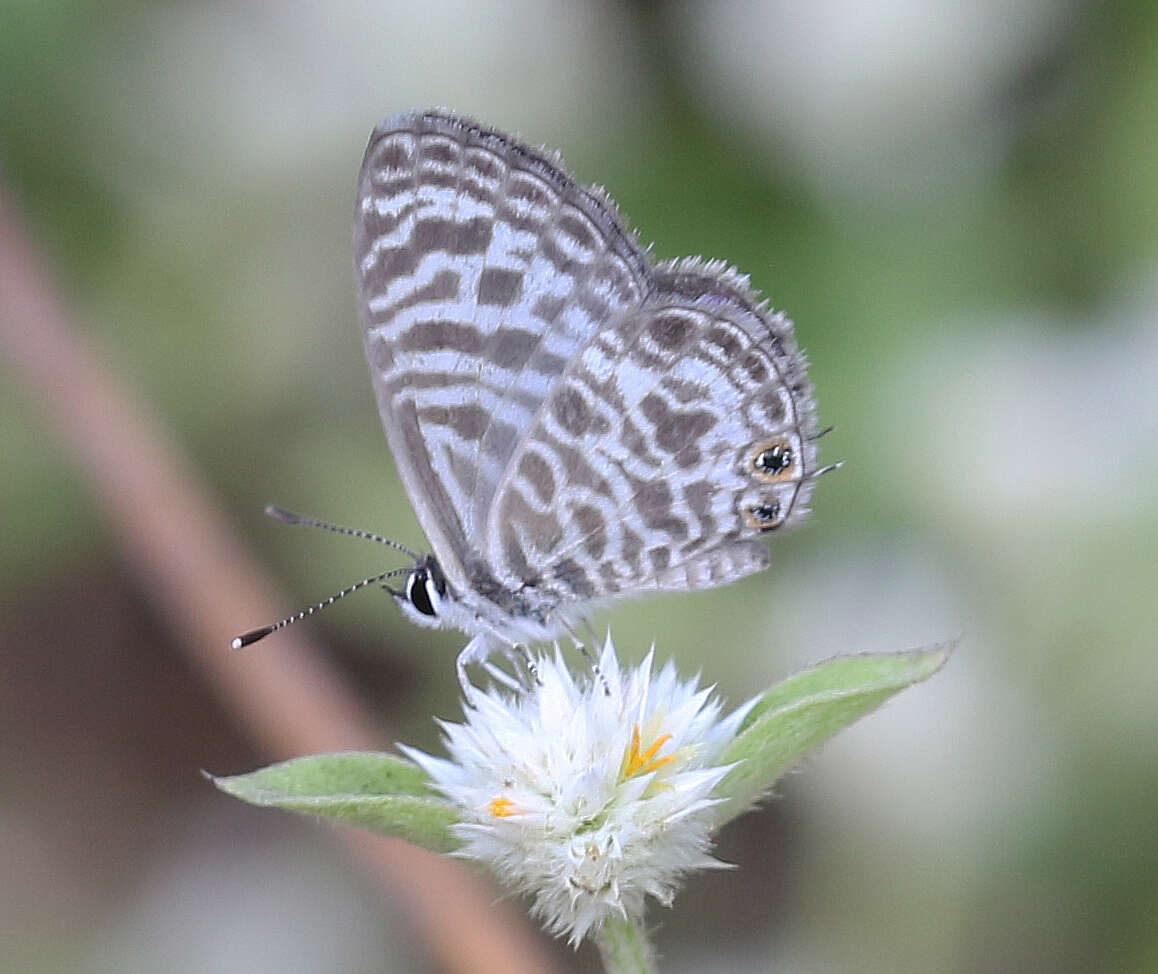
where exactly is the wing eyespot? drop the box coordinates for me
[751,440,795,482]
[745,501,784,532]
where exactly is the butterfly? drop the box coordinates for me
[237,110,827,694]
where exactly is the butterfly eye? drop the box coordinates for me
[406,567,439,617]
[752,441,794,481]
[746,501,783,531]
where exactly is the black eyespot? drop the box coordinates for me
[407,567,437,617]
[752,502,781,524]
[754,442,792,476]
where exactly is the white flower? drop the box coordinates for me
[399,637,755,946]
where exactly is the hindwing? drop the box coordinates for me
[484,259,818,602]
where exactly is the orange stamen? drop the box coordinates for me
[622,724,676,779]
[488,796,518,817]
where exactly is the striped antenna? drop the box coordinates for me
[264,505,422,561]
[231,566,411,649]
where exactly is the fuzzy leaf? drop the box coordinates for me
[211,751,461,852]
[712,640,954,825]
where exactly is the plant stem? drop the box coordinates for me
[594,915,657,974]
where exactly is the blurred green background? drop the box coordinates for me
[3,0,1157,971]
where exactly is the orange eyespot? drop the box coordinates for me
[751,440,795,482]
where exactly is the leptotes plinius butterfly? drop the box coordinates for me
[349,109,825,690]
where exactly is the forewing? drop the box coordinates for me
[484,258,819,602]
[354,111,650,585]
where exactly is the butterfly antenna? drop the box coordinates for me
[264,505,422,561]
[231,567,411,648]
[809,425,836,442]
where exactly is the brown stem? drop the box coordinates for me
[0,190,561,974]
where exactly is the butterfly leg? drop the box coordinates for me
[578,640,610,696]
[516,645,541,687]
[481,660,524,692]
[563,620,610,696]
[455,634,495,699]
[496,643,540,689]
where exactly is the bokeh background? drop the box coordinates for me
[3,1,1157,971]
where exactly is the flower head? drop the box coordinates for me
[400,637,754,945]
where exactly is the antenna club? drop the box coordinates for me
[264,505,301,523]
[231,626,275,649]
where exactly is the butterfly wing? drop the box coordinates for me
[354,111,651,589]
[483,258,819,604]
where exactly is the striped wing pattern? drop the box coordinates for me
[485,260,817,603]
[355,110,818,630]
[355,111,648,594]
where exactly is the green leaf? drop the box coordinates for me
[712,640,955,826]
[210,751,462,853]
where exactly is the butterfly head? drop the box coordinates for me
[393,555,450,629]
